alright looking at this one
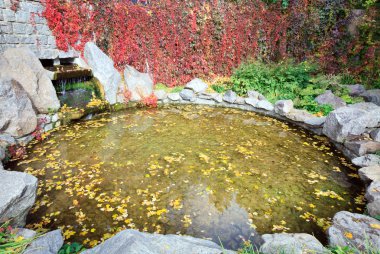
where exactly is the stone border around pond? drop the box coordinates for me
[1,77,380,253]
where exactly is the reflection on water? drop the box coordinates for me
[9,105,364,249]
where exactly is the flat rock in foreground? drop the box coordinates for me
[81,229,235,254]
[328,211,380,251]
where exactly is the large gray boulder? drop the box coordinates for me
[256,100,274,111]
[352,154,380,167]
[124,65,153,102]
[344,140,380,157]
[370,129,380,142]
[260,233,326,254]
[223,90,237,104]
[81,229,235,254]
[24,230,64,254]
[1,48,60,113]
[247,90,266,100]
[315,90,346,109]
[167,93,181,101]
[180,89,196,101]
[328,211,380,250]
[285,109,315,123]
[274,100,294,115]
[0,76,37,137]
[84,42,122,104]
[185,78,208,93]
[365,181,380,217]
[323,103,380,142]
[345,84,366,97]
[361,89,380,106]
[359,165,380,184]
[0,170,37,226]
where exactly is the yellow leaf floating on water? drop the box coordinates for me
[198,153,210,163]
[63,229,76,239]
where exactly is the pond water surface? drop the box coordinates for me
[10,105,364,249]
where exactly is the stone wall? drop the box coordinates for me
[0,0,77,59]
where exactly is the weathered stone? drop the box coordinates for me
[167,93,181,101]
[0,76,37,137]
[0,133,16,148]
[359,165,380,184]
[323,103,380,143]
[260,233,326,254]
[370,129,380,142]
[245,98,259,107]
[274,100,294,115]
[223,90,237,104]
[304,117,326,127]
[247,90,266,100]
[365,181,380,217]
[16,134,35,147]
[154,90,167,101]
[24,229,64,254]
[15,228,37,240]
[213,94,223,103]
[84,42,121,104]
[285,109,314,123]
[198,92,214,100]
[0,170,37,227]
[185,78,208,93]
[345,84,366,96]
[352,154,380,167]
[315,90,346,109]
[235,97,246,105]
[81,229,235,254]
[2,47,60,113]
[328,211,380,250]
[344,140,380,156]
[256,100,274,111]
[124,65,153,102]
[361,89,380,106]
[179,89,196,101]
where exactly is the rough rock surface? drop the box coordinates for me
[328,211,380,250]
[370,129,380,142]
[304,117,326,127]
[185,78,208,93]
[81,229,234,254]
[24,230,64,254]
[274,100,294,115]
[344,140,380,156]
[167,93,181,101]
[180,89,196,101]
[361,89,380,106]
[84,42,121,104]
[0,76,37,137]
[154,90,167,101]
[285,109,314,123]
[124,65,153,102]
[315,90,346,109]
[260,233,326,254]
[359,165,380,184]
[365,181,380,217]
[323,103,380,142]
[223,90,237,104]
[0,170,37,226]
[247,90,266,100]
[352,154,380,167]
[256,100,274,111]
[345,84,366,96]
[1,48,60,113]
[245,98,259,107]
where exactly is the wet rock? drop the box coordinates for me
[361,89,380,106]
[168,93,181,101]
[1,48,60,113]
[260,233,326,254]
[315,90,346,109]
[274,100,293,115]
[359,165,380,184]
[352,154,380,167]
[0,170,37,227]
[256,100,274,111]
[0,76,37,137]
[154,90,167,101]
[185,78,208,93]
[180,89,196,101]
[124,65,153,102]
[344,140,380,156]
[247,90,266,100]
[285,109,314,122]
[323,103,380,143]
[245,98,259,107]
[24,229,64,254]
[304,117,326,127]
[345,84,366,97]
[328,211,380,250]
[370,129,380,141]
[223,90,237,104]
[81,229,235,254]
[84,42,122,104]
[365,181,380,217]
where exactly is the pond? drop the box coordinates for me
[9,105,364,249]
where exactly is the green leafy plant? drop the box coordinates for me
[0,221,40,254]
[58,242,86,254]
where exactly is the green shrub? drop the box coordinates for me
[58,242,86,254]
